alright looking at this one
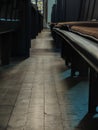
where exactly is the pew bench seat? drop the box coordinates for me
[71,26,98,42]
[53,28,98,71]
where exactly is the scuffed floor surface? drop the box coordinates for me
[0,29,90,130]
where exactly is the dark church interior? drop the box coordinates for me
[0,0,98,130]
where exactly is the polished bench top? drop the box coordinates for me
[53,28,98,72]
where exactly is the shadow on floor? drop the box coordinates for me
[51,39,61,52]
[76,113,98,130]
[59,69,88,90]
[0,57,26,73]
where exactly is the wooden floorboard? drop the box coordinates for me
[0,30,89,130]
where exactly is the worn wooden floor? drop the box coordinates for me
[0,30,89,130]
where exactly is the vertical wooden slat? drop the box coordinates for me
[87,0,95,20]
[92,0,98,19]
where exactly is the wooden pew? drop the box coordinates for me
[31,4,38,39]
[52,23,98,114]
[0,0,33,64]
[0,0,20,65]
[52,21,98,72]
[38,12,43,33]
[31,3,43,39]
[12,0,31,58]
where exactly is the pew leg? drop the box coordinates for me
[61,41,88,77]
[71,64,88,77]
[78,59,88,77]
[89,68,98,114]
[71,52,79,77]
[71,54,88,77]
[1,33,12,65]
[61,42,72,67]
[61,43,66,59]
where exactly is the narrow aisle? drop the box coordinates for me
[6,29,65,130]
[0,29,88,130]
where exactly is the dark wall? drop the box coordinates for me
[51,4,57,23]
[51,0,82,22]
[78,0,87,21]
[56,0,63,22]
[61,0,66,22]
[91,0,98,20]
[65,0,81,21]
[51,0,98,23]
[87,0,95,20]
[79,0,98,21]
